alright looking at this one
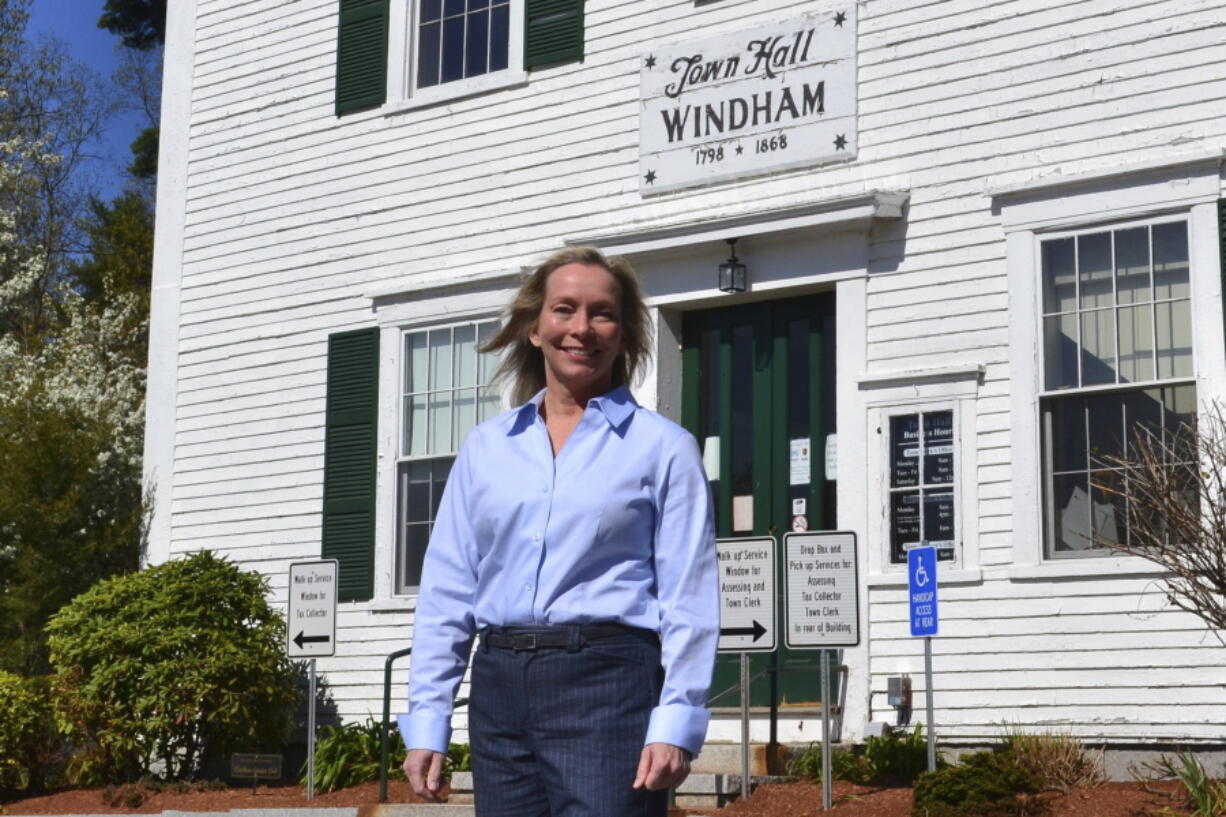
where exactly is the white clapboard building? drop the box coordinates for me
[146,0,1226,755]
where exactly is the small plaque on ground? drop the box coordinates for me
[230,753,282,780]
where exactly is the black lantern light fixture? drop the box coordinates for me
[718,238,747,293]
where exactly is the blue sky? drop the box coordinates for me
[26,1,151,201]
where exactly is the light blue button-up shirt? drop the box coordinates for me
[400,385,719,756]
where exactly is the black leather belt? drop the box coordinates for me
[482,623,656,651]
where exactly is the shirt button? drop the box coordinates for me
[532,533,542,541]
[524,584,533,592]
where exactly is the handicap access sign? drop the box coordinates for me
[908,546,939,637]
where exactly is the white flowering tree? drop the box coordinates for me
[0,0,149,674]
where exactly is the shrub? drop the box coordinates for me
[1000,727,1104,792]
[911,751,1045,817]
[0,672,60,793]
[303,718,404,794]
[46,551,300,783]
[1134,752,1226,817]
[787,725,938,786]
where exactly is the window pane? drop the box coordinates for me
[478,387,501,422]
[400,523,430,588]
[418,21,441,88]
[923,490,955,546]
[406,332,428,392]
[489,2,509,72]
[455,387,477,446]
[1041,237,1076,314]
[406,394,428,455]
[469,0,490,8]
[465,9,489,78]
[442,15,465,83]
[1114,227,1150,305]
[922,411,954,486]
[477,321,498,384]
[890,414,920,488]
[890,491,920,563]
[429,329,452,389]
[1116,303,1153,383]
[1044,396,1086,474]
[406,463,431,522]
[1049,472,1091,553]
[1163,384,1196,443]
[1154,299,1192,379]
[421,0,443,22]
[1153,221,1189,300]
[1043,313,1078,389]
[1090,470,1126,546]
[1078,232,1113,310]
[1080,308,1116,385]
[1086,392,1125,464]
[431,459,453,516]
[444,0,465,15]
[454,324,477,387]
[429,391,451,453]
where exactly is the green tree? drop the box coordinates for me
[47,552,300,783]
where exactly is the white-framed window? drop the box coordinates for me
[396,319,501,593]
[388,0,526,108]
[886,408,956,563]
[1038,217,1196,558]
[996,154,1226,576]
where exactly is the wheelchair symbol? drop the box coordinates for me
[913,561,930,588]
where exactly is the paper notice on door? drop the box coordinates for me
[702,436,720,481]
[789,438,810,485]
[732,495,754,532]
[825,433,838,481]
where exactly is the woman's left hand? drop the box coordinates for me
[632,742,692,790]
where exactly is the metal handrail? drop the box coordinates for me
[379,646,412,803]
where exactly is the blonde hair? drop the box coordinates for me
[481,247,653,406]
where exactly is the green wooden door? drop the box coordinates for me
[682,295,837,708]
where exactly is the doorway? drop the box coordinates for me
[682,294,837,707]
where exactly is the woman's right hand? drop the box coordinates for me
[404,748,446,802]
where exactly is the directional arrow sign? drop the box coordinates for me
[287,560,338,658]
[717,537,776,653]
[720,620,768,642]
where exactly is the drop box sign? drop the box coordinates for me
[638,8,857,194]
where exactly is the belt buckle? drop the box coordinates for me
[512,633,537,651]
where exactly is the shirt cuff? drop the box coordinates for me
[400,711,452,754]
[644,704,711,756]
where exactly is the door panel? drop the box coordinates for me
[682,295,837,708]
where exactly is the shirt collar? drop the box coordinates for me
[505,384,638,432]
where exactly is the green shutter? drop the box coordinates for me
[1219,200,1226,341]
[322,327,379,601]
[524,0,585,70]
[336,0,389,116]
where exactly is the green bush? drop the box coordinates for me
[0,672,60,792]
[788,725,938,786]
[303,718,403,794]
[46,551,300,783]
[302,717,472,794]
[912,751,1045,817]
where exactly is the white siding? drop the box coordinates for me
[149,0,1226,743]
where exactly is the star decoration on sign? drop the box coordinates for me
[735,144,744,155]
[644,169,657,185]
[645,55,657,69]
[834,11,847,27]
[833,134,847,150]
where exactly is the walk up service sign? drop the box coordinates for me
[639,8,857,194]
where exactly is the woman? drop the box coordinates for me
[400,247,718,817]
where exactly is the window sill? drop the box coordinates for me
[344,597,418,614]
[865,567,983,588]
[383,70,529,116]
[1008,556,1165,581]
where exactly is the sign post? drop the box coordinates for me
[716,537,776,800]
[907,546,939,771]
[287,560,338,801]
[783,531,859,812]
